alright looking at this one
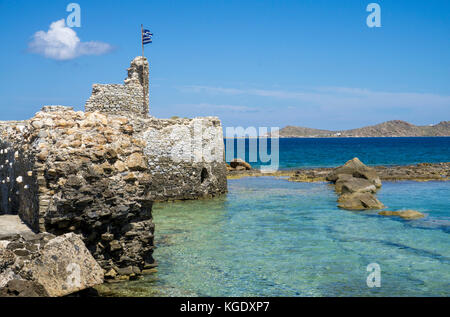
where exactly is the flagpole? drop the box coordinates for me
[141,24,144,57]
[141,24,146,113]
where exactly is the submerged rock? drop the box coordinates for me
[338,192,385,210]
[379,209,425,220]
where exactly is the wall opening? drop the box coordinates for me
[201,168,209,184]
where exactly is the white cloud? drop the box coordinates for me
[29,19,113,60]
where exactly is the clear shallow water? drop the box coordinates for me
[225,137,450,169]
[104,178,450,297]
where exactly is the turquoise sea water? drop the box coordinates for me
[104,177,450,297]
[99,137,450,297]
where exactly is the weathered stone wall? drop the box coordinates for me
[0,107,156,276]
[84,56,227,200]
[85,57,149,116]
[0,107,228,276]
[136,117,228,201]
[0,121,39,229]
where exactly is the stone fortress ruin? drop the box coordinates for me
[0,56,227,285]
[85,57,150,115]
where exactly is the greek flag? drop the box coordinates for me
[143,29,153,45]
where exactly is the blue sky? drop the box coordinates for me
[0,0,449,130]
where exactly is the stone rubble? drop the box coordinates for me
[0,232,103,297]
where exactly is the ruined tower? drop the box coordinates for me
[85,56,150,116]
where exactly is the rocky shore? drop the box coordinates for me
[227,162,450,182]
[289,162,450,182]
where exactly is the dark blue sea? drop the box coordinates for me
[224,137,450,169]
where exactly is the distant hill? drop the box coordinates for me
[273,126,332,137]
[272,120,450,138]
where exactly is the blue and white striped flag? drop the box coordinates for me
[142,29,153,45]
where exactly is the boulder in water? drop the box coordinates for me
[338,192,385,210]
[229,158,252,170]
[327,157,381,188]
[340,177,377,194]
